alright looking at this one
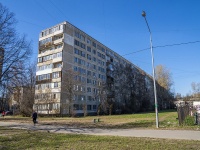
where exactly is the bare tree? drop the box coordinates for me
[95,81,108,115]
[5,62,36,116]
[113,63,141,113]
[112,63,153,113]
[0,3,31,111]
[62,69,80,116]
[191,82,200,98]
[155,65,173,91]
[20,62,36,116]
[155,65,174,109]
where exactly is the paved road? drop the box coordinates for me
[1,121,200,141]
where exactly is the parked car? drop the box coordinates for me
[5,111,13,115]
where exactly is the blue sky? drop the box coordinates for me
[1,0,200,96]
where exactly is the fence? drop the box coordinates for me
[177,105,190,125]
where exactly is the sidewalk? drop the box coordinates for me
[1,121,200,141]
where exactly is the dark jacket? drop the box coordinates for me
[32,112,37,119]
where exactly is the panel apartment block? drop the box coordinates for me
[34,21,154,115]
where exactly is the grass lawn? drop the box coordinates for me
[1,110,200,130]
[0,127,200,150]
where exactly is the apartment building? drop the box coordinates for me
[34,21,155,115]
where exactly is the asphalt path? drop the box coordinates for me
[1,121,200,141]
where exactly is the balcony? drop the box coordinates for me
[52,78,61,82]
[39,42,53,50]
[52,67,62,72]
[53,38,63,45]
[52,57,62,63]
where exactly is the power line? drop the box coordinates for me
[122,48,150,56]
[18,19,45,28]
[49,0,70,22]
[34,0,59,23]
[122,40,200,56]
[154,40,200,49]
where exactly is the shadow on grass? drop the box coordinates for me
[110,120,155,129]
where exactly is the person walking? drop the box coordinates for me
[2,111,5,118]
[32,111,38,125]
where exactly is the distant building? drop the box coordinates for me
[9,86,33,115]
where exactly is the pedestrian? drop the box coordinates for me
[2,111,5,118]
[32,110,38,125]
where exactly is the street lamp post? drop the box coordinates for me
[142,11,159,128]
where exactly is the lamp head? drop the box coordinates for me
[142,11,146,17]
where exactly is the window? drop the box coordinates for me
[87,105,92,110]
[53,52,62,58]
[93,105,97,110]
[80,43,85,49]
[55,44,63,49]
[38,57,42,63]
[74,48,79,54]
[97,52,101,57]
[40,24,63,38]
[97,44,102,50]
[74,57,78,63]
[74,39,79,46]
[88,96,92,101]
[82,59,86,66]
[93,80,96,85]
[54,62,62,68]
[53,94,56,99]
[93,49,96,54]
[75,40,85,49]
[87,62,91,69]
[93,57,96,62]
[93,72,96,78]
[54,82,58,88]
[87,54,91,60]
[87,46,91,52]
[37,74,51,81]
[37,64,52,71]
[87,78,92,84]
[75,31,80,38]
[82,68,86,74]
[102,54,105,59]
[52,72,60,78]
[93,65,96,70]
[74,48,85,57]
[81,77,86,83]
[57,52,62,57]
[87,39,91,44]
[92,42,96,47]
[87,70,91,76]
[73,104,79,110]
[87,87,91,92]
[80,35,85,41]
[81,51,85,57]
[75,31,85,42]
[74,57,85,66]
[43,54,53,62]
[77,67,85,75]
[39,37,52,46]
[54,34,63,41]
[81,86,85,92]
